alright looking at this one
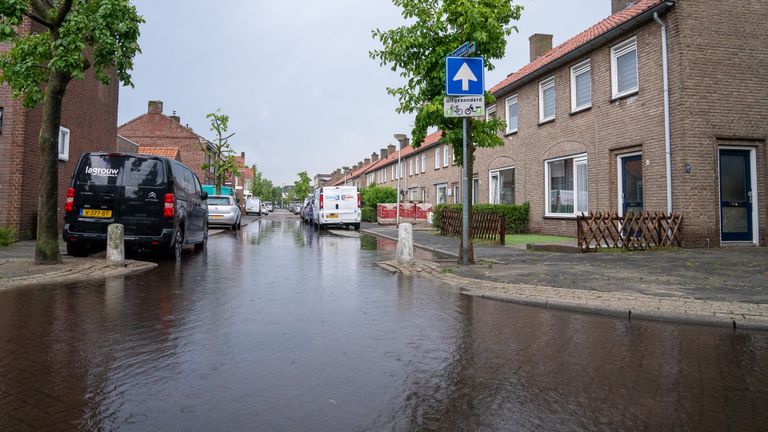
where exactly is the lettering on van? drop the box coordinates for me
[86,167,119,176]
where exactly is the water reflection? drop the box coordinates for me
[0,219,766,431]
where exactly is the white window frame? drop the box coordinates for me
[421,154,426,173]
[434,148,440,170]
[505,95,518,134]
[409,158,414,176]
[443,145,449,167]
[544,153,588,218]
[538,77,556,123]
[485,104,496,121]
[488,165,515,204]
[570,59,592,112]
[58,126,70,161]
[436,183,448,205]
[611,37,639,99]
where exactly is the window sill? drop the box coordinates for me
[538,118,555,127]
[543,214,578,220]
[504,130,518,137]
[569,105,592,116]
[611,90,638,102]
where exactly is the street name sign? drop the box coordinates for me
[448,41,476,58]
[445,57,484,96]
[444,96,485,118]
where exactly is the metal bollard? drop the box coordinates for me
[106,223,125,265]
[396,223,414,265]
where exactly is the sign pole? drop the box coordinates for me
[462,117,469,266]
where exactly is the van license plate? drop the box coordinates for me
[327,214,338,219]
[80,209,112,218]
[211,215,224,219]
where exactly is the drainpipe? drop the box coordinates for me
[654,11,672,214]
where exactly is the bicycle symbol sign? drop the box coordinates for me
[443,96,485,118]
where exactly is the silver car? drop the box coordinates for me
[207,195,241,230]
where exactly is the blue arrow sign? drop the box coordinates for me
[445,57,484,96]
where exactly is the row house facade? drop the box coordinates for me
[0,19,120,239]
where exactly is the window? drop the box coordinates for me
[421,154,426,173]
[443,145,449,167]
[409,188,419,201]
[570,59,592,112]
[58,126,70,161]
[489,167,515,204]
[539,78,556,122]
[436,184,448,204]
[434,148,440,169]
[415,156,420,175]
[486,104,497,121]
[545,154,588,216]
[409,158,414,176]
[611,37,638,98]
[472,178,479,204]
[391,165,396,181]
[0,107,4,132]
[505,95,518,133]
[452,185,460,203]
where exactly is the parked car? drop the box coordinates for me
[312,186,361,230]
[264,201,274,212]
[63,152,208,260]
[245,197,262,216]
[301,199,313,224]
[208,195,241,230]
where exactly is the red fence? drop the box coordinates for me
[377,203,433,225]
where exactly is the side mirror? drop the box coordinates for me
[201,191,208,200]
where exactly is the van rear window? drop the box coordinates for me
[77,155,165,187]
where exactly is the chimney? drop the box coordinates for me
[364,158,371,165]
[169,110,181,123]
[611,0,635,14]
[241,152,245,159]
[371,152,379,162]
[529,34,553,62]
[387,144,396,155]
[148,100,163,114]
[380,148,388,159]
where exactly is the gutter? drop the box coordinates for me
[492,1,676,97]
[654,10,673,214]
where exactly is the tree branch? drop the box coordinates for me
[53,0,74,27]
[23,11,54,29]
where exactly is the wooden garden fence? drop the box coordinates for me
[577,211,683,252]
[439,209,506,245]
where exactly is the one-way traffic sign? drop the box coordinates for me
[445,57,484,96]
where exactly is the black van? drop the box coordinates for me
[63,152,209,260]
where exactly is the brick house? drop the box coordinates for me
[0,20,120,239]
[480,0,767,246]
[327,0,767,247]
[118,101,215,185]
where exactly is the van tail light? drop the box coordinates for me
[357,193,361,209]
[319,194,324,210]
[164,193,175,218]
[65,187,75,213]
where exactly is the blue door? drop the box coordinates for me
[621,155,643,215]
[719,149,753,242]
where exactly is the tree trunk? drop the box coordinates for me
[35,71,72,265]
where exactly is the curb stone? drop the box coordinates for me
[0,259,158,291]
[378,259,768,331]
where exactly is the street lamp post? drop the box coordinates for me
[393,134,409,226]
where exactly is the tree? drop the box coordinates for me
[293,171,311,202]
[202,110,240,195]
[0,0,143,264]
[271,186,282,206]
[371,0,521,263]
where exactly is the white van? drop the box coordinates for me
[312,186,361,230]
[245,197,262,216]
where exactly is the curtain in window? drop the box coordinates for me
[549,159,573,214]
[507,98,518,131]
[576,162,588,213]
[575,69,591,108]
[490,173,499,204]
[617,49,637,94]
[500,168,515,204]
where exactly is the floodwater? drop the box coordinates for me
[1,218,766,431]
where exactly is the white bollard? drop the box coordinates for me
[106,223,125,265]
[396,223,414,265]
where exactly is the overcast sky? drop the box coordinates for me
[118,0,610,185]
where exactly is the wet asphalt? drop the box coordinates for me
[0,214,767,431]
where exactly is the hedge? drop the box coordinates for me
[0,226,14,248]
[432,203,529,234]
[361,207,377,223]
[361,185,397,210]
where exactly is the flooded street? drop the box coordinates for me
[1,218,767,431]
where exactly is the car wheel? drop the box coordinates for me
[353,223,360,231]
[194,229,207,252]
[66,241,88,257]
[167,229,183,261]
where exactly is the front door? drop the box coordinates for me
[719,149,753,242]
[620,154,643,215]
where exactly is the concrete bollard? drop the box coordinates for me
[396,223,414,265]
[106,223,125,265]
